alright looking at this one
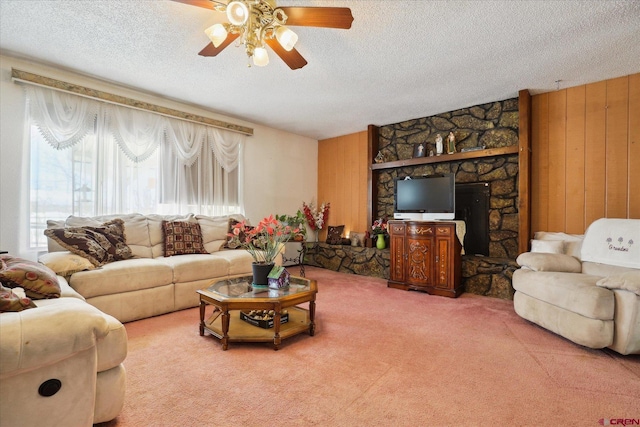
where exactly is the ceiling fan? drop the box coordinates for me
[172,0,354,69]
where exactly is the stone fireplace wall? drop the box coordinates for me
[376,97,520,259]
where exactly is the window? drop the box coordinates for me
[26,85,244,249]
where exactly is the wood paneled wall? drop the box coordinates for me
[531,73,640,235]
[317,131,369,239]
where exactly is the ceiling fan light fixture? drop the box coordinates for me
[253,47,269,67]
[204,23,228,48]
[275,26,298,51]
[226,1,249,26]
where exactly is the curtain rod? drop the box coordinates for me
[11,68,254,136]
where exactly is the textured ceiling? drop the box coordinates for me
[1,0,639,140]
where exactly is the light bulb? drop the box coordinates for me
[226,1,248,26]
[204,24,228,48]
[275,26,298,51]
[253,47,269,67]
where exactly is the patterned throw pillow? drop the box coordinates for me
[43,219,132,267]
[0,255,61,299]
[326,225,345,245]
[224,218,254,249]
[0,285,36,313]
[0,284,37,312]
[162,220,208,256]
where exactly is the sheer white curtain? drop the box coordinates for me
[26,84,245,247]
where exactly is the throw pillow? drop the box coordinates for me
[38,251,96,279]
[326,225,345,245]
[0,255,61,299]
[44,219,133,266]
[530,239,564,254]
[224,218,254,249]
[0,284,37,312]
[162,220,208,256]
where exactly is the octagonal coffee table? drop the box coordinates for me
[197,275,317,350]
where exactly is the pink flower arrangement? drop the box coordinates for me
[371,218,388,236]
[229,215,299,264]
[302,201,330,231]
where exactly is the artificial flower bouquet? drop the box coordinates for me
[229,215,300,264]
[371,217,389,236]
[302,201,330,231]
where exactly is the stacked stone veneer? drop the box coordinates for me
[376,97,520,260]
[306,98,523,299]
[304,243,390,280]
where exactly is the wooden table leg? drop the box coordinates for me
[309,299,316,336]
[199,300,206,336]
[221,308,230,351]
[273,309,281,351]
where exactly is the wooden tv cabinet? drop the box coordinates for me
[387,220,462,298]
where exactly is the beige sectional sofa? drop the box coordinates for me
[0,275,127,426]
[512,218,640,355]
[41,213,281,323]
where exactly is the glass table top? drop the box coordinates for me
[204,276,313,299]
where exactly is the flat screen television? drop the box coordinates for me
[393,173,455,221]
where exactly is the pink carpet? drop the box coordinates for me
[98,267,640,426]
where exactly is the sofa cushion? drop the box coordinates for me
[66,214,152,259]
[156,254,229,283]
[162,220,208,256]
[0,285,36,312]
[69,258,173,298]
[196,214,245,253]
[0,255,61,299]
[516,252,582,273]
[39,251,96,279]
[597,271,640,296]
[214,249,256,276]
[512,269,614,320]
[44,219,133,267]
[581,261,636,277]
[46,219,67,252]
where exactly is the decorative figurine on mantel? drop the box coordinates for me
[374,150,385,163]
[447,132,456,154]
[435,134,443,156]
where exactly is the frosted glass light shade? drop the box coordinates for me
[227,1,249,26]
[253,47,269,67]
[204,24,228,47]
[275,26,298,51]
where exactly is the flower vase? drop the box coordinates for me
[376,234,386,250]
[252,262,274,287]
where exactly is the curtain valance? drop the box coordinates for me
[25,85,244,171]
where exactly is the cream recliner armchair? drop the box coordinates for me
[0,277,127,426]
[513,218,640,355]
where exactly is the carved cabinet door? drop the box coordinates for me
[434,226,454,290]
[406,223,434,287]
[389,223,406,283]
[407,237,432,287]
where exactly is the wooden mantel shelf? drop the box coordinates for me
[370,145,519,171]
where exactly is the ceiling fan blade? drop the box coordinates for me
[279,7,354,29]
[198,33,240,57]
[170,0,220,11]
[265,39,308,70]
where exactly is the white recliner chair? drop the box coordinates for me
[513,218,640,355]
[0,276,127,426]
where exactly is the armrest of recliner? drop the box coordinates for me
[0,300,110,377]
[516,252,582,273]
